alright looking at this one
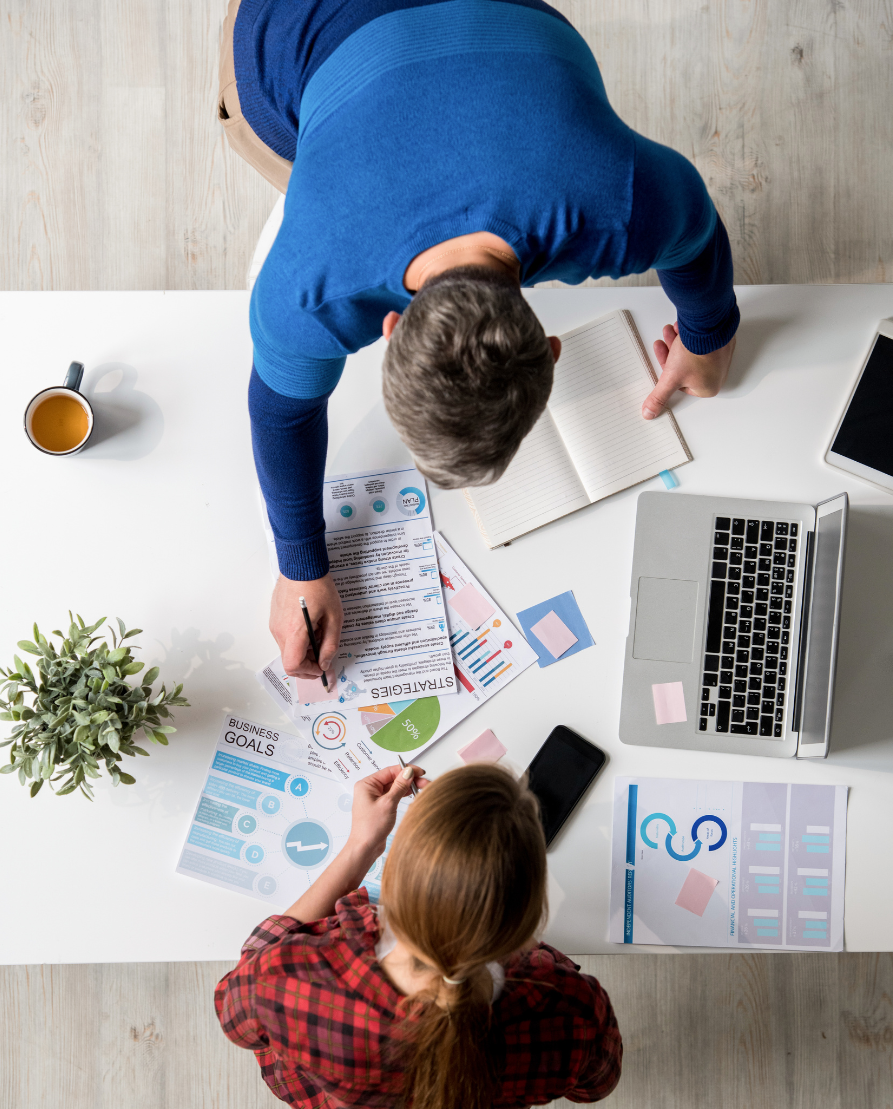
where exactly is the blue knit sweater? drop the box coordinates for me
[239,0,740,581]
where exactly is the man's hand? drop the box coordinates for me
[271,573,343,680]
[643,323,736,420]
[348,764,429,858]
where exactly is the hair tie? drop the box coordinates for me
[442,975,466,985]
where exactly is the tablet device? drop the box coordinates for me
[825,319,893,493]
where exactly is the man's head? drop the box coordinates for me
[381,266,557,488]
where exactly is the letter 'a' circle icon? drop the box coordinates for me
[282,820,331,869]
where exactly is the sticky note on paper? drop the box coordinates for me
[675,868,719,916]
[652,681,687,724]
[458,729,507,763]
[448,583,496,629]
[294,676,338,705]
[529,610,578,659]
[516,591,594,669]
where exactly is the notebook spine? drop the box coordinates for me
[462,488,499,549]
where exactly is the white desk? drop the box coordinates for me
[1,285,892,965]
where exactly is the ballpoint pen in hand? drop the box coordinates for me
[298,595,329,689]
[397,754,419,796]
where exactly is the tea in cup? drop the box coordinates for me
[24,363,94,455]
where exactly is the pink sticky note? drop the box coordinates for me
[294,676,338,704]
[458,729,507,763]
[529,610,578,659]
[449,583,496,629]
[652,681,687,724]
[675,867,719,916]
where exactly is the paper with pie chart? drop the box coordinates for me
[258,533,538,767]
[321,467,455,697]
[176,714,357,905]
[609,776,847,950]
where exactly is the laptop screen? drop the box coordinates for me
[798,508,845,746]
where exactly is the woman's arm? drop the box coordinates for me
[280,763,426,923]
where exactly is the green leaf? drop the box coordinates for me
[152,731,169,745]
[121,661,144,675]
[56,781,77,796]
[122,628,142,640]
[107,648,128,664]
[117,771,136,785]
[130,746,149,756]
[90,710,110,724]
[30,779,43,797]
[0,764,16,774]
[106,731,121,753]
[73,724,91,745]
[142,666,160,687]
[116,617,126,639]
[154,725,176,734]
[102,666,117,683]
[17,640,41,656]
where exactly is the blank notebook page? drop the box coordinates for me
[466,410,589,547]
[548,312,690,501]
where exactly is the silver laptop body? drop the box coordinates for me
[619,492,847,759]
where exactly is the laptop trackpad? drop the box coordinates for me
[633,577,699,663]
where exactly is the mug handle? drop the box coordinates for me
[64,361,85,392]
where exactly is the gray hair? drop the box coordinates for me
[381,267,554,488]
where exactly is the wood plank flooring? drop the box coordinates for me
[2,0,891,291]
[3,953,892,1108]
[2,0,893,1105]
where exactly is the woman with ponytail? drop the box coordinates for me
[216,762,622,1107]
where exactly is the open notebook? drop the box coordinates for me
[464,310,692,548]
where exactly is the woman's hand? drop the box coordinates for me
[642,323,736,419]
[279,764,427,924]
[347,763,429,858]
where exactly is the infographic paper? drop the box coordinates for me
[323,468,455,697]
[609,776,847,950]
[258,533,538,765]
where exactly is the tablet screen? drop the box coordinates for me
[830,334,893,476]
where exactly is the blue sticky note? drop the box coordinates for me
[516,590,594,668]
[659,469,679,489]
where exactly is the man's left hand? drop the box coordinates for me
[642,323,736,420]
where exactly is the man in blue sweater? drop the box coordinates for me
[219,0,739,683]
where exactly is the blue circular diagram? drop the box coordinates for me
[337,793,353,812]
[289,776,310,797]
[257,876,277,896]
[237,813,257,835]
[282,820,331,869]
[397,486,426,516]
[260,795,281,815]
[371,498,387,513]
[244,844,265,864]
[692,814,728,851]
[340,504,354,518]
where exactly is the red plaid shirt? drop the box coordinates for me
[215,889,622,1107]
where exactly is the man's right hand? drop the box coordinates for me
[271,573,343,681]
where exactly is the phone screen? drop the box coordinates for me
[831,333,893,476]
[525,726,607,846]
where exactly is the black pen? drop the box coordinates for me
[299,595,329,689]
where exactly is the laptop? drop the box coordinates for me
[619,492,847,759]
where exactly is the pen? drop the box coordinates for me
[298,595,329,690]
[397,754,419,796]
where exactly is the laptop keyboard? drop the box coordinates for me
[699,516,801,739]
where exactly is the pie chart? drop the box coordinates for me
[362,697,441,752]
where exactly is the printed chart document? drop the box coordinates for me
[609,777,847,950]
[465,311,692,547]
[258,533,537,765]
[176,714,410,905]
[323,467,455,697]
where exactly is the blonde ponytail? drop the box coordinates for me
[380,764,547,1109]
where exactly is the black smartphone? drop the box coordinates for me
[525,725,607,847]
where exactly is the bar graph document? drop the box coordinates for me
[465,311,692,548]
[609,777,847,950]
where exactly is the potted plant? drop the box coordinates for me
[0,614,189,799]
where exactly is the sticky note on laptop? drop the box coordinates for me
[652,681,686,724]
[675,867,718,916]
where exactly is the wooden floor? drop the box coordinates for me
[2,953,892,1109]
[3,0,893,1105]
